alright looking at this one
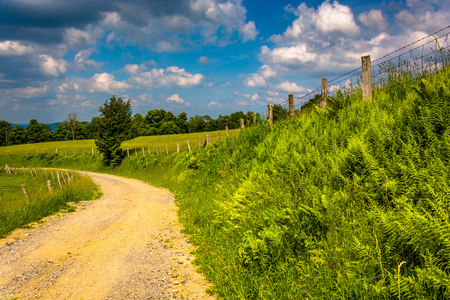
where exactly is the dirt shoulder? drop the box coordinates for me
[0,171,215,300]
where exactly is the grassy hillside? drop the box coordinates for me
[0,129,239,156]
[0,169,100,237]
[1,68,449,298]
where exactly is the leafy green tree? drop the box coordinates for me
[9,125,27,145]
[0,120,11,146]
[160,121,181,135]
[188,115,207,133]
[176,112,188,133]
[26,119,52,143]
[272,104,289,122]
[86,117,101,139]
[95,96,132,167]
[53,123,71,141]
[229,111,245,129]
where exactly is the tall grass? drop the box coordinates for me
[0,170,100,237]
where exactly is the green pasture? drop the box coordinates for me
[0,129,240,156]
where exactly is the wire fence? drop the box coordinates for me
[261,25,450,117]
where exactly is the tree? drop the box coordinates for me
[9,125,27,145]
[95,96,132,167]
[66,111,78,141]
[272,104,289,122]
[54,123,71,141]
[26,119,52,143]
[0,120,11,146]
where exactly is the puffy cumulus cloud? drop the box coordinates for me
[275,81,308,93]
[88,73,132,93]
[244,73,266,87]
[240,21,259,42]
[0,41,35,55]
[260,0,449,75]
[39,54,67,77]
[272,0,359,43]
[73,48,102,71]
[125,65,205,89]
[64,26,102,50]
[166,94,190,106]
[358,9,387,31]
[243,64,277,88]
[314,0,359,36]
[100,0,258,48]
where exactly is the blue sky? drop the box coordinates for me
[0,0,449,123]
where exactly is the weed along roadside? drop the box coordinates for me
[0,165,100,238]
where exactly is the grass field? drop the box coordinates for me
[0,168,100,237]
[0,129,241,156]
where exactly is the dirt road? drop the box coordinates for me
[0,172,214,299]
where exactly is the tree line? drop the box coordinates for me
[0,98,291,147]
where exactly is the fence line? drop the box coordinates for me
[263,25,450,118]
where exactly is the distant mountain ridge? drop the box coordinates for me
[11,123,60,132]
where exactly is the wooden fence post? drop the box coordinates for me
[60,171,67,184]
[29,166,33,176]
[51,170,54,180]
[22,166,26,176]
[226,125,229,137]
[177,141,180,153]
[268,104,273,127]
[240,118,245,129]
[55,148,58,154]
[47,180,53,194]
[156,146,159,155]
[166,144,169,155]
[217,131,220,141]
[135,148,137,156]
[65,150,67,156]
[199,137,202,148]
[56,172,63,190]
[127,148,130,157]
[34,168,38,177]
[21,184,30,200]
[142,147,145,156]
[187,140,191,152]
[321,77,328,110]
[289,94,294,119]
[362,55,372,101]
[66,171,72,184]
[148,146,151,155]
[92,147,94,155]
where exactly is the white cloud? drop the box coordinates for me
[126,65,205,89]
[39,55,67,77]
[64,26,100,50]
[166,94,190,106]
[314,0,359,36]
[74,49,102,71]
[208,101,218,108]
[154,41,181,52]
[251,93,259,101]
[358,9,387,31]
[275,81,308,93]
[244,73,266,87]
[260,44,318,70]
[240,21,259,42]
[88,73,132,93]
[0,41,35,55]
[6,85,48,98]
[199,56,210,64]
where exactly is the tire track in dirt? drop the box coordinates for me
[0,171,215,299]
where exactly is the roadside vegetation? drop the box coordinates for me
[1,66,449,298]
[0,170,100,238]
